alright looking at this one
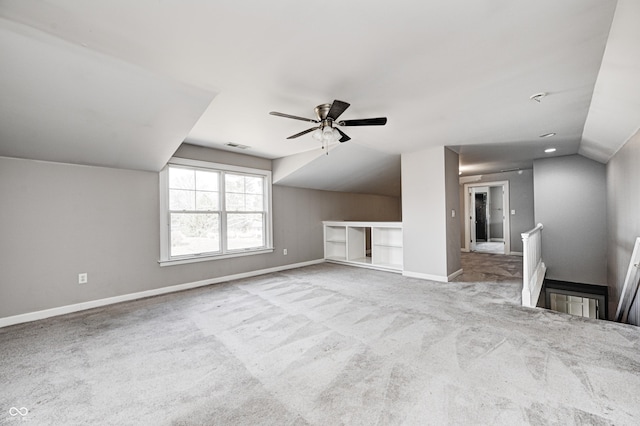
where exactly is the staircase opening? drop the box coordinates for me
[541,279,608,320]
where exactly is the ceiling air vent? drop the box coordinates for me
[225,142,250,150]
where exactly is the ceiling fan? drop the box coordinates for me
[269,100,387,144]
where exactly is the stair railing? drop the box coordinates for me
[521,223,546,307]
[615,237,640,323]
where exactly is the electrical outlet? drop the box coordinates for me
[283,248,288,255]
[78,273,88,284]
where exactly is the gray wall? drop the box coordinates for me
[0,149,400,319]
[533,155,607,286]
[459,169,535,253]
[401,147,447,279]
[402,147,461,280]
[445,148,462,276]
[607,130,640,323]
[174,143,272,170]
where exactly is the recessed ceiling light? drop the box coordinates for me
[545,148,557,153]
[530,92,547,102]
[539,132,556,138]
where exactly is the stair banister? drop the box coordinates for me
[615,237,640,323]
[521,223,546,307]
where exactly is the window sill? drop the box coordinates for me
[159,247,274,267]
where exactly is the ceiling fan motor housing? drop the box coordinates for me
[314,104,332,121]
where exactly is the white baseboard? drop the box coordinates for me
[510,251,523,256]
[403,268,463,283]
[448,268,464,281]
[0,259,325,328]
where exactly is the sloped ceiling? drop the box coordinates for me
[0,0,637,195]
[580,0,640,163]
[273,144,400,197]
[0,15,215,172]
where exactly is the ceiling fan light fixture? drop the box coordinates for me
[545,148,557,153]
[321,126,340,142]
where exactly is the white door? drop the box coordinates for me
[463,181,510,254]
[550,293,599,319]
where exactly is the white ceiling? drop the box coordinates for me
[273,143,401,197]
[0,16,215,171]
[1,0,638,195]
[581,0,640,163]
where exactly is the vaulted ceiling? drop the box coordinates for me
[1,1,638,196]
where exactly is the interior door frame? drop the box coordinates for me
[463,181,510,254]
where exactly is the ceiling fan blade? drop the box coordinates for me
[286,127,319,139]
[327,100,350,121]
[270,111,318,123]
[335,127,351,143]
[338,117,387,126]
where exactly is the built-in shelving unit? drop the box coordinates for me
[324,225,347,261]
[323,221,403,272]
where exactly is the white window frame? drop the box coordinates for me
[159,157,273,266]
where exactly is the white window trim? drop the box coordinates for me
[159,157,273,267]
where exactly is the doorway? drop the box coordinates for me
[463,181,510,254]
[474,192,488,242]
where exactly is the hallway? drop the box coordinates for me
[453,251,524,304]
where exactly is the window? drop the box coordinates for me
[159,158,272,265]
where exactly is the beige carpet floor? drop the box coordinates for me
[1,255,639,425]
